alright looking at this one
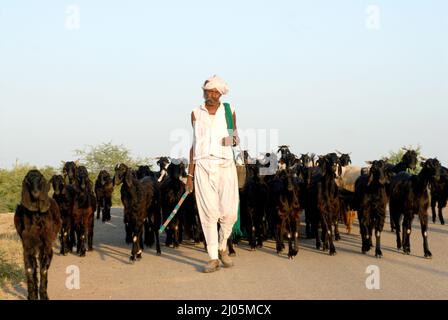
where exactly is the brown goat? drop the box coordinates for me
[72,166,97,256]
[15,170,61,300]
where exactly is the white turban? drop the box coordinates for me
[202,75,229,95]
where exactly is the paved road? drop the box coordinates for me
[5,208,448,300]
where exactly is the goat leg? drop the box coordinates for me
[321,217,329,252]
[39,248,53,300]
[327,218,336,256]
[375,228,383,258]
[430,198,437,223]
[144,219,154,247]
[313,219,321,250]
[227,237,236,256]
[96,196,102,220]
[174,223,180,249]
[153,216,162,255]
[24,254,38,300]
[275,220,284,254]
[438,205,445,225]
[402,219,411,255]
[392,214,402,251]
[334,219,341,241]
[87,216,94,251]
[419,213,432,258]
[287,229,294,259]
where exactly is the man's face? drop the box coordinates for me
[203,88,221,105]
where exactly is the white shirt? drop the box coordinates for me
[192,103,235,161]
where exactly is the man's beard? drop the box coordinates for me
[205,98,219,106]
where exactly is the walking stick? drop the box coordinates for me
[158,190,191,234]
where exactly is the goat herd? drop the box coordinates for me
[13,147,448,299]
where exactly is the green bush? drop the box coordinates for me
[0,165,57,212]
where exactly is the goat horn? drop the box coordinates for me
[335,150,343,155]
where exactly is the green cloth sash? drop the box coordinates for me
[223,102,243,238]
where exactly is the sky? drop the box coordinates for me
[1,0,447,169]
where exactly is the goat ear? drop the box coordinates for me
[321,162,327,176]
[365,161,373,165]
[21,178,38,211]
[38,178,51,212]
[125,170,133,186]
[367,172,374,186]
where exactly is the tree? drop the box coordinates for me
[73,142,152,174]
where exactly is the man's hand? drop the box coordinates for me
[186,176,194,193]
[221,136,240,147]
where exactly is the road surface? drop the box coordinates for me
[3,208,448,300]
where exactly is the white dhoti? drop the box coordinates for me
[194,157,239,260]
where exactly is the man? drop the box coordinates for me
[186,75,240,273]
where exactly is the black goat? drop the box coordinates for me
[72,166,97,256]
[61,161,78,247]
[385,149,419,232]
[277,145,297,169]
[308,153,341,255]
[160,160,188,248]
[94,170,114,222]
[49,174,75,255]
[241,161,269,250]
[267,168,302,259]
[386,149,418,175]
[389,158,441,258]
[430,165,448,225]
[15,170,62,300]
[63,161,78,185]
[113,163,161,261]
[354,160,389,257]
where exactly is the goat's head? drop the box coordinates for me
[421,158,441,183]
[136,166,151,180]
[402,150,418,171]
[166,160,186,180]
[277,145,291,157]
[338,153,352,167]
[76,166,92,192]
[157,157,171,171]
[98,170,111,186]
[21,170,51,212]
[247,161,260,179]
[63,161,77,184]
[300,153,312,167]
[319,153,340,177]
[49,174,65,195]
[367,160,388,186]
[113,163,130,186]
